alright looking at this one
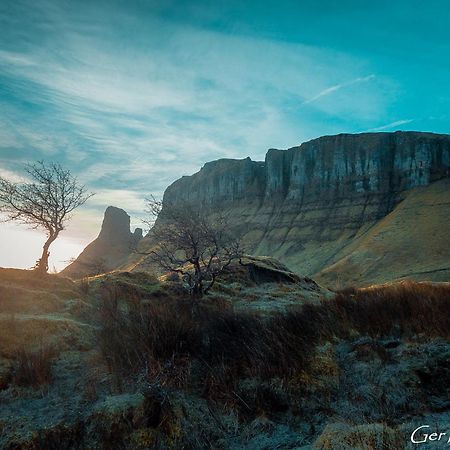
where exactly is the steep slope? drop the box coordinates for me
[62,206,142,279]
[129,131,450,285]
[316,178,450,287]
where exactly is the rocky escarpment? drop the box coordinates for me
[62,206,142,278]
[134,131,450,285]
[165,132,449,205]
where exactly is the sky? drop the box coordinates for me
[0,0,449,270]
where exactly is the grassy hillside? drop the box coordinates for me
[1,266,450,449]
[316,178,450,287]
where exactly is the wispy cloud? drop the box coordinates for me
[0,167,28,183]
[368,119,414,132]
[302,74,376,105]
[0,0,393,260]
[0,17,386,189]
[0,50,36,67]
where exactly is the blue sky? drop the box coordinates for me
[0,0,449,269]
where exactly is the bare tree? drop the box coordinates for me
[0,161,93,273]
[142,197,243,297]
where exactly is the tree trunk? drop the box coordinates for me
[204,273,216,295]
[192,282,203,298]
[191,258,203,298]
[36,231,58,273]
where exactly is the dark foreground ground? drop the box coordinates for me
[0,262,449,449]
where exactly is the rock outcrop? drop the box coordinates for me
[164,131,449,206]
[62,206,142,279]
[132,131,450,285]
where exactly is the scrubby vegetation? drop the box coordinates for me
[96,278,450,442]
[12,345,55,387]
[1,267,450,449]
[99,298,318,399]
[99,280,450,391]
[319,280,450,339]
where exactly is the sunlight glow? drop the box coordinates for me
[0,223,88,272]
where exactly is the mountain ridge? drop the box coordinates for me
[64,131,450,285]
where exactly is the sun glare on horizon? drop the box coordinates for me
[0,224,88,272]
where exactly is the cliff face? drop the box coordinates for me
[165,132,449,207]
[146,131,450,284]
[62,206,142,278]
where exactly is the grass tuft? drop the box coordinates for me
[12,345,55,387]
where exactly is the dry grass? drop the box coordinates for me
[314,422,405,450]
[98,293,318,401]
[12,345,55,387]
[325,280,450,339]
[98,279,450,412]
[0,268,75,291]
[0,269,78,316]
[0,316,60,357]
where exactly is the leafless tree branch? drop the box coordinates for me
[139,197,244,297]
